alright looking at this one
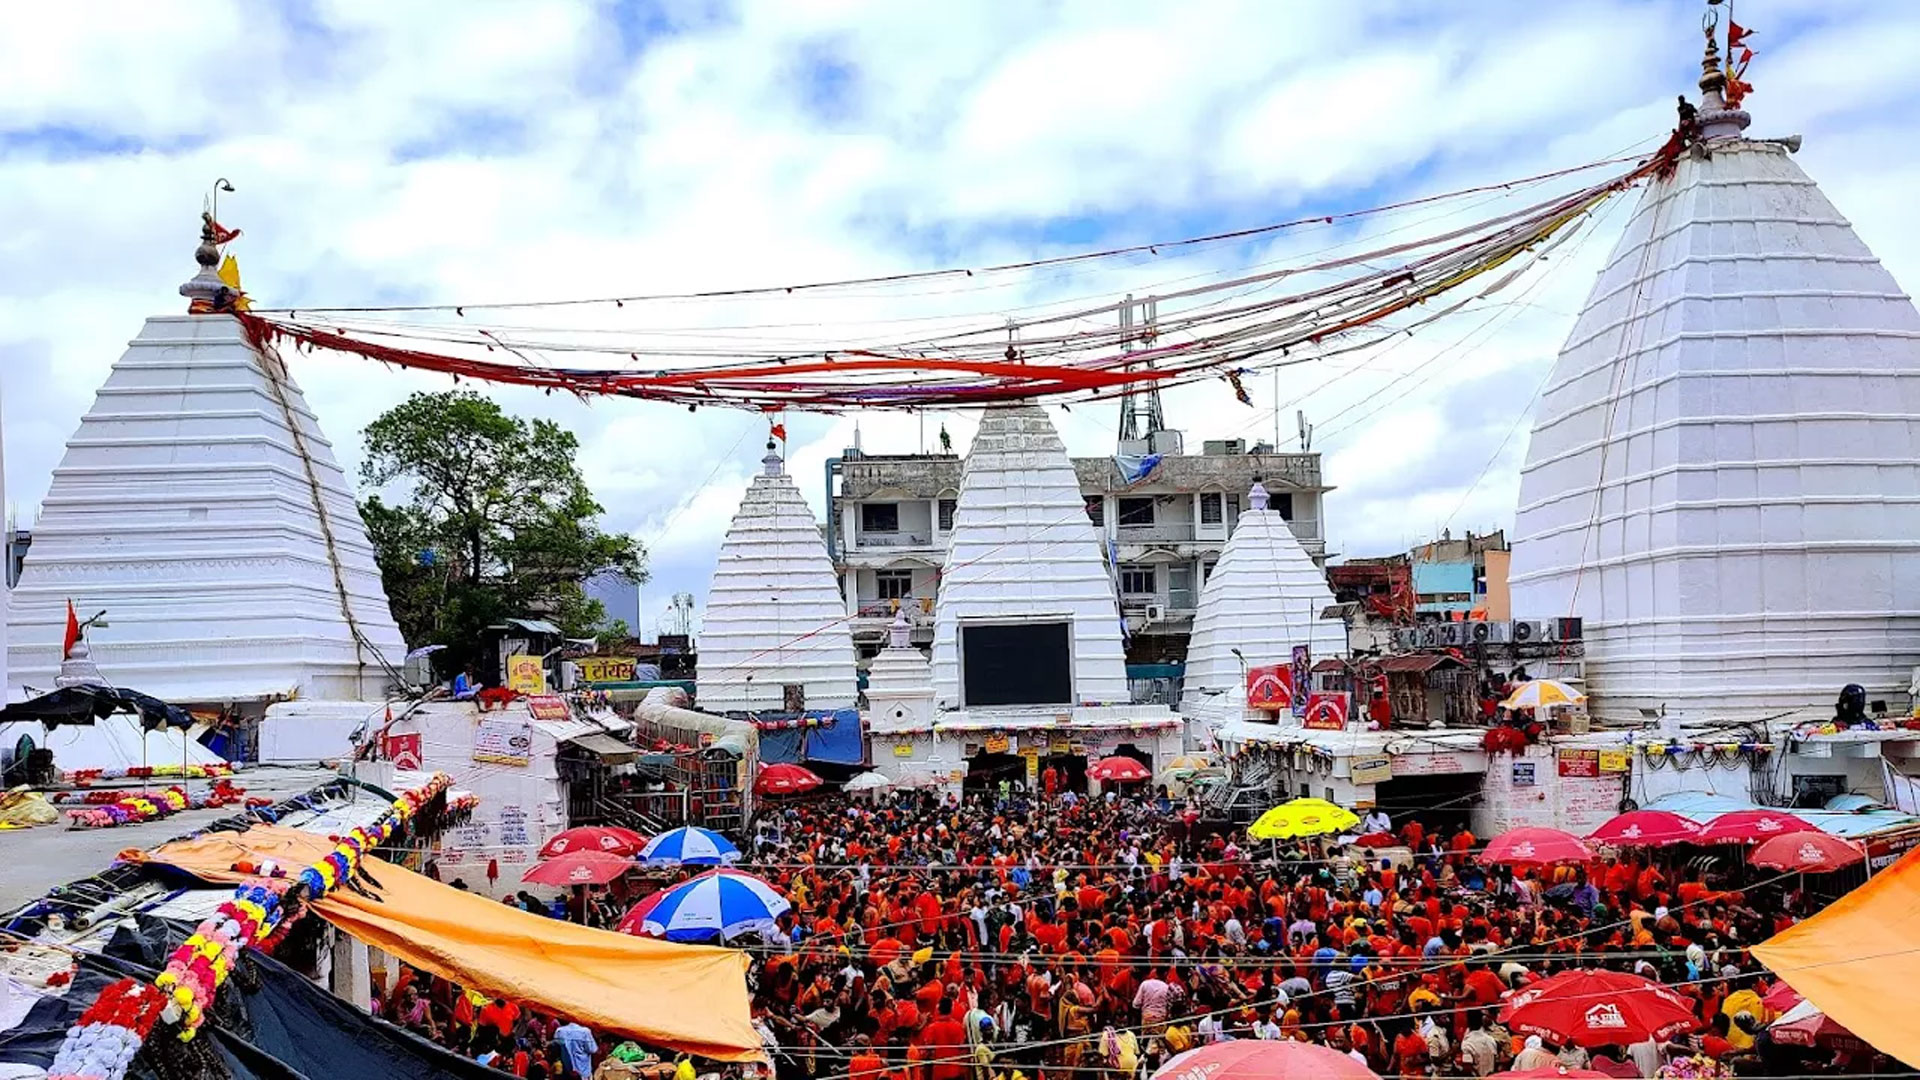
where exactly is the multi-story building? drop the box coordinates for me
[825,435,1330,663]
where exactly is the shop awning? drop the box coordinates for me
[1752,845,1920,1067]
[134,826,760,1061]
[566,732,640,764]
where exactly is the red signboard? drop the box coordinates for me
[525,694,571,722]
[1558,748,1601,777]
[1246,664,1294,711]
[382,732,422,771]
[1304,691,1350,731]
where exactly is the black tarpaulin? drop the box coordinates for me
[0,918,497,1079]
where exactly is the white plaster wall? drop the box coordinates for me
[1479,745,1625,836]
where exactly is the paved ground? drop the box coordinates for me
[0,765,337,913]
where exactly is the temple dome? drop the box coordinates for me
[1508,131,1920,720]
[697,445,858,712]
[1183,481,1345,706]
[931,406,1128,708]
[8,313,406,702]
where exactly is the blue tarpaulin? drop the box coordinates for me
[751,709,865,766]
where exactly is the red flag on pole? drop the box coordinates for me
[1726,21,1752,50]
[62,600,81,660]
[770,422,787,442]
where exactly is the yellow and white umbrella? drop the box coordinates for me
[1500,679,1586,710]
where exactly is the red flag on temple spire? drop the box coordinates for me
[1726,21,1752,51]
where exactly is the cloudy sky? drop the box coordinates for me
[5,0,1918,635]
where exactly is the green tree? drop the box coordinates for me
[358,390,645,671]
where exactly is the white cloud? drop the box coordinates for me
[4,0,1920,636]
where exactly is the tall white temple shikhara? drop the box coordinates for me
[697,441,858,713]
[1509,25,1920,721]
[8,219,406,705]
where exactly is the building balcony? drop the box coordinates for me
[850,530,941,550]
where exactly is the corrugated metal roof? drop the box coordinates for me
[1644,792,1920,839]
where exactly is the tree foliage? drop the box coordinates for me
[358,390,645,670]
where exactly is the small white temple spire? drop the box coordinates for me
[889,608,911,650]
[761,440,783,477]
[1248,478,1270,512]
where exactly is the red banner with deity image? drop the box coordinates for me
[1247,664,1294,711]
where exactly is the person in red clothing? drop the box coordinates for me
[919,996,970,1080]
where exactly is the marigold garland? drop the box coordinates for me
[46,771,458,1080]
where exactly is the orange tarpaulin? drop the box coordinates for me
[1752,845,1920,1068]
[134,825,760,1061]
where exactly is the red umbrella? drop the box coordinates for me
[1761,981,1804,1015]
[1749,829,1862,873]
[1587,810,1701,847]
[1499,969,1700,1047]
[756,763,823,796]
[1480,827,1594,866]
[1089,756,1151,783]
[615,887,671,935]
[521,850,635,887]
[539,825,649,859]
[1152,1039,1380,1080]
[1770,1000,1867,1051]
[1695,809,1817,845]
[1489,1070,1613,1080]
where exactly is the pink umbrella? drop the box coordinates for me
[1750,830,1864,873]
[1588,810,1701,847]
[1761,982,1804,1015]
[539,825,649,859]
[1695,809,1818,845]
[521,850,634,886]
[1089,756,1151,783]
[755,763,823,796]
[1480,826,1594,866]
[1489,1070,1613,1080]
[1152,1039,1380,1080]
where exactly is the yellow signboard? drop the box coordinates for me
[1050,735,1072,753]
[983,734,1010,754]
[576,655,638,683]
[892,742,915,758]
[506,653,548,695]
[1598,749,1632,774]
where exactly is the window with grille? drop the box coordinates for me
[1199,492,1224,525]
[1120,565,1156,596]
[1117,497,1155,527]
[938,498,956,531]
[875,569,914,600]
[861,503,899,532]
[1085,496,1104,525]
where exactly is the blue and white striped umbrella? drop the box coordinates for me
[641,870,789,942]
[640,826,741,866]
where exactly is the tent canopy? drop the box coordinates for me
[135,825,760,1061]
[1753,845,1920,1068]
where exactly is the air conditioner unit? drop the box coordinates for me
[1201,439,1246,456]
[1144,603,1166,622]
[1510,620,1551,644]
[1418,624,1442,648]
[1461,620,1510,645]
[1444,623,1475,646]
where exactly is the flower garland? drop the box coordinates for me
[65,764,235,785]
[56,781,260,829]
[46,771,457,1080]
